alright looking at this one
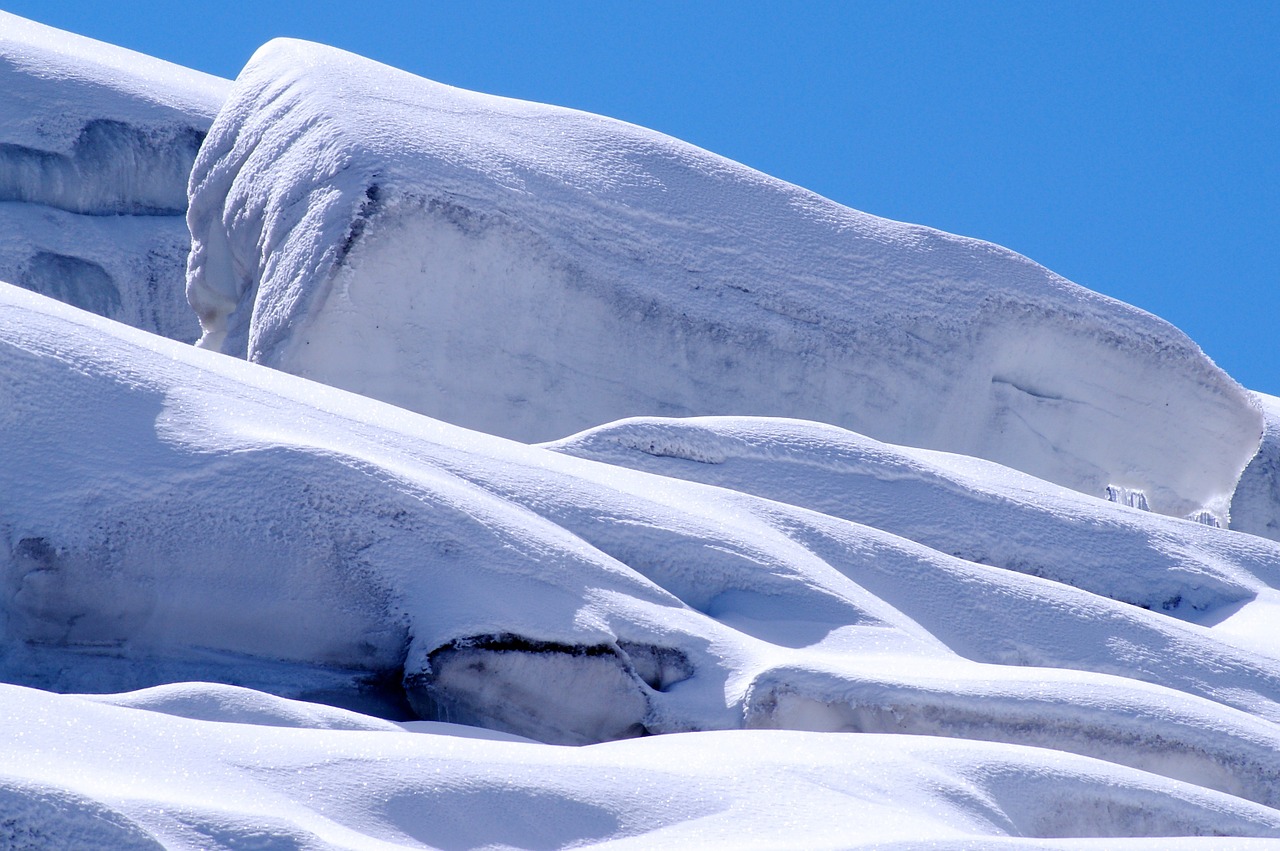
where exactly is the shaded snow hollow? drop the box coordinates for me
[187,38,1261,521]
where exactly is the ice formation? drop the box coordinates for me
[7,282,1280,813]
[5,12,1280,847]
[1231,392,1280,543]
[187,38,1260,520]
[0,12,229,341]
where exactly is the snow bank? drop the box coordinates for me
[7,685,1280,848]
[548,416,1280,621]
[6,283,1280,806]
[187,38,1260,519]
[0,12,227,339]
[1231,392,1280,543]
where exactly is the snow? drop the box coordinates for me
[1231,391,1280,542]
[545,416,1280,623]
[0,12,229,341]
[5,13,1280,847]
[5,683,1280,849]
[5,280,1280,841]
[186,38,1261,521]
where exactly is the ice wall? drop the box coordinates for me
[188,39,1259,520]
[0,12,229,341]
[1231,392,1280,542]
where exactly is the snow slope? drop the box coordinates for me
[6,282,1280,840]
[187,38,1260,521]
[7,683,1280,849]
[0,12,229,341]
[6,18,1280,848]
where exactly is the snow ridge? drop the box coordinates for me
[187,38,1261,521]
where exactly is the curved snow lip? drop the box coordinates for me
[77,682,403,731]
[187,37,1261,521]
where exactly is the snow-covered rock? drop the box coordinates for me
[187,38,1260,520]
[0,12,229,341]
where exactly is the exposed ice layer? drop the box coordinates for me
[187,38,1261,519]
[13,687,1280,848]
[6,283,1280,807]
[0,12,227,337]
[0,203,200,341]
[1231,392,1280,543]
[0,12,226,215]
[547,416,1280,621]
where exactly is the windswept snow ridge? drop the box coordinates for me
[187,38,1260,519]
[0,12,229,341]
[547,416,1280,621]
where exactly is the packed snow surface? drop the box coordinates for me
[7,15,1280,848]
[5,282,1280,845]
[0,12,229,340]
[187,38,1261,520]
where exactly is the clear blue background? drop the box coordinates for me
[7,1,1278,392]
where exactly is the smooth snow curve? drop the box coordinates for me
[7,282,1280,815]
[187,38,1260,520]
[11,685,1280,848]
[0,12,229,341]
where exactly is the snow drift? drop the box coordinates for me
[0,12,229,341]
[187,38,1260,520]
[11,685,1280,848]
[7,282,1280,813]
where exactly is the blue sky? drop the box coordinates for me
[8,1,1279,392]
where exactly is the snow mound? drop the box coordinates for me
[0,11,228,340]
[1231,391,1280,543]
[78,682,401,731]
[7,684,1280,848]
[187,37,1260,520]
[6,283,1280,813]
[547,416,1280,621]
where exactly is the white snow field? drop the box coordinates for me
[6,283,1280,845]
[0,12,229,342]
[186,39,1261,523]
[5,13,1280,849]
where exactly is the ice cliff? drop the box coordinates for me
[0,12,229,342]
[187,38,1261,521]
[1231,392,1280,542]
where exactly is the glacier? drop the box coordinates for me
[4,11,1280,848]
[186,39,1261,522]
[7,280,1280,827]
[1231,392,1280,544]
[0,11,229,342]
